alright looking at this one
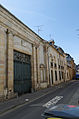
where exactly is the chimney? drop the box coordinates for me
[49,40,55,46]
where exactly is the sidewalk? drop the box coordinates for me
[0,80,72,114]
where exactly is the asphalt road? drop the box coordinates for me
[0,80,79,119]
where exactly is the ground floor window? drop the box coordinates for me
[51,70,53,84]
[55,70,57,81]
[67,72,69,78]
[59,71,61,80]
[62,72,64,79]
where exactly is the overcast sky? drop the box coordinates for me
[0,0,79,64]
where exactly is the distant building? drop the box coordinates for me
[76,64,79,74]
[66,54,76,80]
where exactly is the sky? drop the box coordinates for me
[0,0,79,64]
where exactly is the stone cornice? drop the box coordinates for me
[0,22,37,45]
[0,4,44,43]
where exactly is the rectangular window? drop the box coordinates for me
[59,71,61,80]
[51,70,53,84]
[55,71,57,81]
[59,65,60,69]
[51,62,53,67]
[62,72,63,79]
[67,72,69,78]
[54,63,57,68]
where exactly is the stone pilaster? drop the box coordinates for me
[36,47,41,87]
[47,57,49,85]
[32,45,37,91]
[0,26,6,96]
[7,31,14,93]
[56,58,60,83]
[48,54,51,86]
[45,47,49,86]
[53,62,55,84]
[44,45,48,82]
[47,53,50,86]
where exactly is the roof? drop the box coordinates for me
[54,45,64,55]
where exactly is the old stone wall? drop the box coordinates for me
[0,5,76,99]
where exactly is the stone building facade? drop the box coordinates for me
[0,5,76,99]
[66,54,76,80]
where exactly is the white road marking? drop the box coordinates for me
[43,96,63,108]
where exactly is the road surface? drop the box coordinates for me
[0,80,79,119]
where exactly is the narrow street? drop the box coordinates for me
[0,80,79,119]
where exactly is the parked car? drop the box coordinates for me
[42,104,79,119]
[76,74,79,80]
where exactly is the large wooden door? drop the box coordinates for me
[14,51,31,94]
